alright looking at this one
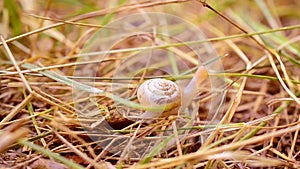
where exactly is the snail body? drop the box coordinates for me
[137,66,208,118]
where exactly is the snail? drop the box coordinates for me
[137,78,182,118]
[137,66,208,118]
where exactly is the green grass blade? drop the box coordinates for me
[4,0,23,35]
[21,63,167,112]
[22,63,104,93]
[19,139,85,169]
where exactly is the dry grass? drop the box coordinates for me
[0,0,300,169]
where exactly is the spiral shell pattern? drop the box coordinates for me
[137,78,181,116]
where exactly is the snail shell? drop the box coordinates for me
[137,78,182,118]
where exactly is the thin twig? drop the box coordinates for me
[0,35,32,93]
